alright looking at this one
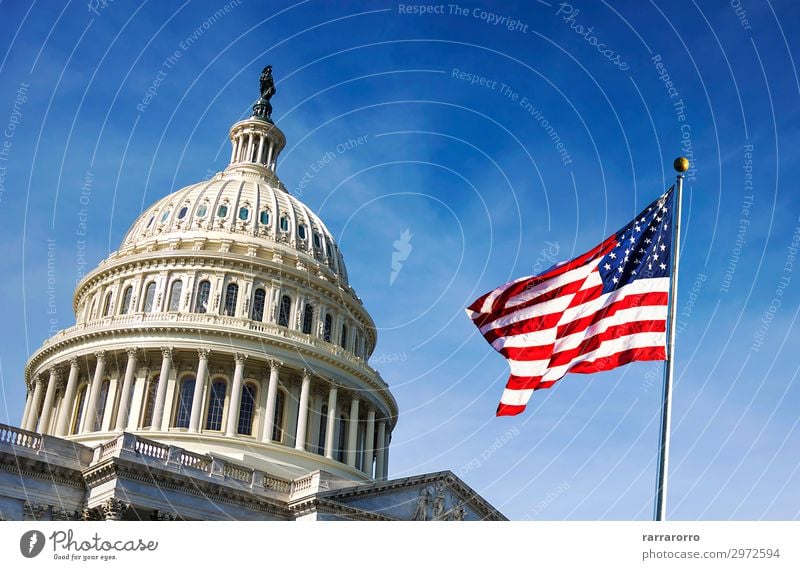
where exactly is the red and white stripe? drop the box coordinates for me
[467,237,669,416]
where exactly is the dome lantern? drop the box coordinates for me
[227,64,285,173]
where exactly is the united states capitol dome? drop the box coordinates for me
[20,65,396,487]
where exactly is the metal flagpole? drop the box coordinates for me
[654,156,688,521]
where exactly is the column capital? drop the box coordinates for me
[301,368,312,380]
[94,350,107,363]
[268,359,283,370]
[125,347,140,359]
[234,352,247,365]
[101,498,130,521]
[48,367,63,382]
[197,348,211,360]
[33,373,45,388]
[68,356,80,369]
[160,346,173,359]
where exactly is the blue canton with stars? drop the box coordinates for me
[598,187,674,294]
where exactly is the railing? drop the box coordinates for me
[38,312,381,380]
[179,450,211,473]
[133,438,169,461]
[223,463,253,483]
[263,475,291,494]
[291,475,314,493]
[98,438,120,460]
[0,424,42,451]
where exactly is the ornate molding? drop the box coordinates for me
[101,498,131,520]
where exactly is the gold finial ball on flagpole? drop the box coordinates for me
[673,157,690,172]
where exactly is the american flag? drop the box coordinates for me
[467,188,675,416]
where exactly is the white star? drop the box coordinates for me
[634,225,642,233]
[644,238,652,244]
[609,252,617,259]
[604,263,611,270]
[612,277,619,284]
[659,263,667,270]
[629,235,636,243]
[650,226,657,232]
[653,253,659,260]
[648,263,653,270]
[631,269,637,275]
[617,266,623,273]
[660,244,666,251]
[655,216,662,222]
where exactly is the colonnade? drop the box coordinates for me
[21,347,391,479]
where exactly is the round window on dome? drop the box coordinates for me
[259,210,270,225]
[298,224,307,240]
[313,232,321,248]
[238,206,249,221]
[217,205,229,218]
[280,216,289,232]
[160,210,171,223]
[197,204,207,218]
[177,206,188,219]
[146,215,155,228]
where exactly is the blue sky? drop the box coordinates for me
[1,0,799,521]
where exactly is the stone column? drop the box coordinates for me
[82,352,107,433]
[324,384,338,459]
[230,137,238,163]
[24,376,45,431]
[256,135,265,164]
[261,360,280,442]
[150,347,172,429]
[188,348,210,432]
[100,373,119,432]
[294,370,311,451]
[115,348,138,431]
[225,353,246,437]
[382,430,390,480]
[245,133,254,162]
[346,396,360,468]
[375,420,387,480]
[55,358,80,436]
[364,408,376,477]
[36,369,60,434]
[20,387,33,430]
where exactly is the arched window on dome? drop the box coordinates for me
[205,379,227,431]
[217,204,229,218]
[71,384,88,435]
[160,210,171,223]
[278,295,292,327]
[197,204,208,218]
[279,215,289,232]
[251,288,266,321]
[223,283,238,316]
[174,377,195,429]
[177,206,188,220]
[89,297,98,320]
[272,390,286,442]
[140,376,159,428]
[336,413,347,462]
[142,282,157,313]
[323,314,333,343]
[146,215,155,228]
[302,304,314,334]
[340,323,348,350]
[102,291,113,317]
[94,380,110,432]
[317,403,328,455]
[259,210,270,226]
[120,285,133,315]
[194,280,211,313]
[312,232,322,249]
[298,224,307,240]
[238,206,250,221]
[168,280,183,311]
[237,382,258,436]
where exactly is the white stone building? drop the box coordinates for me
[0,67,505,522]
